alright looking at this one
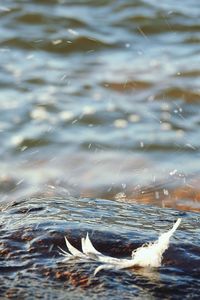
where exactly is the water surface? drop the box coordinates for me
[0,0,200,208]
[0,195,199,299]
[0,1,200,298]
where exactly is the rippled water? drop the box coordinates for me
[0,0,200,208]
[0,0,200,298]
[0,195,199,299]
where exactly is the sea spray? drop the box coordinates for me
[60,218,181,275]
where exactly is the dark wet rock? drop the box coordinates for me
[0,196,199,299]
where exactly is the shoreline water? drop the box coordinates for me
[0,0,200,297]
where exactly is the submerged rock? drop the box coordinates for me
[0,196,199,299]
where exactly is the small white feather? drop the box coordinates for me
[85,233,102,255]
[60,218,181,274]
[131,218,182,267]
[65,236,86,258]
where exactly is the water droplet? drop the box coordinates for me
[113,119,128,128]
[52,39,62,45]
[68,28,79,36]
[83,106,96,115]
[59,111,74,121]
[30,107,48,121]
[161,122,172,131]
[170,169,177,176]
[128,114,141,123]
[140,141,144,148]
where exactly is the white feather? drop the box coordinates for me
[60,218,181,274]
[131,218,182,267]
[64,236,86,258]
[84,233,102,255]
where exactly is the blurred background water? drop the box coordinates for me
[0,0,200,210]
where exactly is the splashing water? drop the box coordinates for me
[60,218,181,275]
